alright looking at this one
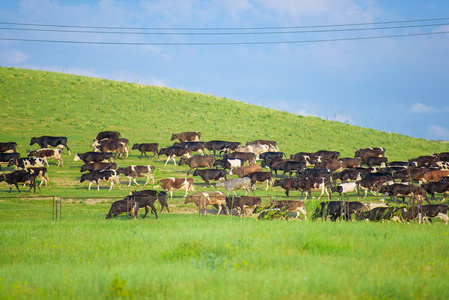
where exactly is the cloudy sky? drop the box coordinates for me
[1,0,449,140]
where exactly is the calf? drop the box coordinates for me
[179,155,215,175]
[0,142,17,153]
[159,177,195,198]
[30,136,70,155]
[0,170,37,194]
[131,190,169,213]
[28,148,63,167]
[74,152,113,164]
[244,172,273,191]
[331,182,359,200]
[105,199,135,219]
[171,131,201,143]
[80,162,117,173]
[132,143,159,159]
[192,169,227,187]
[117,165,155,186]
[185,191,227,215]
[80,170,121,191]
[271,200,307,220]
[229,165,263,177]
[216,178,252,196]
[226,196,262,217]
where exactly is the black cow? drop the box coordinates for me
[311,201,343,221]
[358,207,403,222]
[132,143,159,159]
[244,172,273,191]
[80,170,121,191]
[273,178,299,196]
[30,136,70,155]
[80,162,117,173]
[294,177,331,200]
[8,157,45,170]
[409,156,439,167]
[0,152,20,170]
[315,150,340,161]
[96,131,120,141]
[259,152,285,161]
[226,196,262,216]
[123,195,158,219]
[0,142,17,153]
[275,161,307,177]
[354,147,386,159]
[105,199,135,219]
[192,169,227,187]
[0,170,37,193]
[421,181,449,202]
[205,140,230,156]
[173,142,205,155]
[74,152,113,164]
[131,190,169,213]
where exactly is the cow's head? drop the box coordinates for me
[30,137,36,146]
[131,144,139,150]
[179,157,186,166]
[28,150,36,157]
[170,134,178,141]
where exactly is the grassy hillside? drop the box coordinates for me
[0,66,448,199]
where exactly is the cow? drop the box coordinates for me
[315,150,340,161]
[388,161,410,169]
[422,181,449,202]
[341,201,368,220]
[192,168,227,187]
[117,165,155,186]
[216,178,252,196]
[185,191,227,216]
[131,190,169,213]
[338,158,361,169]
[28,148,63,167]
[332,169,362,183]
[422,170,449,183]
[226,196,262,217]
[331,182,359,200]
[124,195,158,219]
[27,167,49,187]
[171,131,201,143]
[275,161,307,178]
[93,141,128,159]
[270,200,307,220]
[230,165,263,177]
[259,152,285,162]
[105,199,135,219]
[244,172,273,191]
[290,152,319,166]
[173,142,205,156]
[132,143,159,159]
[294,177,332,201]
[0,170,37,194]
[158,146,191,166]
[8,157,45,170]
[236,144,270,160]
[358,206,404,222]
[223,152,256,166]
[356,176,391,198]
[394,168,428,183]
[0,142,17,153]
[246,140,279,152]
[354,147,386,159]
[80,170,121,191]
[30,136,71,155]
[179,155,215,175]
[92,137,129,149]
[0,152,20,170]
[80,162,117,173]
[409,155,439,167]
[362,156,388,168]
[379,183,429,204]
[297,168,332,181]
[205,140,232,156]
[311,201,343,221]
[315,160,345,172]
[159,177,195,198]
[74,152,113,164]
[273,178,300,197]
[435,152,449,162]
[95,131,120,141]
[420,204,449,224]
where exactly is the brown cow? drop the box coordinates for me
[159,177,195,198]
[185,191,227,215]
[171,131,201,143]
[230,165,263,177]
[422,170,449,183]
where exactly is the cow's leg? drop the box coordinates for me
[133,178,140,186]
[44,157,49,167]
[88,182,93,191]
[164,156,171,166]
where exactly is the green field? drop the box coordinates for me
[1,66,449,299]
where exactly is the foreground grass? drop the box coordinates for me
[1,215,449,299]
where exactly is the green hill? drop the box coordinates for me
[0,66,448,198]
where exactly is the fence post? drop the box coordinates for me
[52,196,55,221]
[59,197,62,221]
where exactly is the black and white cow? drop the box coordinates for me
[117,165,155,186]
[30,136,70,155]
[80,170,121,191]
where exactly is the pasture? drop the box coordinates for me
[1,66,449,299]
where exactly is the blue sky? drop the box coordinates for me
[1,0,449,140]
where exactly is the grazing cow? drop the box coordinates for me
[173,142,205,155]
[30,136,71,155]
[179,155,215,175]
[185,191,227,215]
[124,195,158,219]
[315,150,340,161]
[338,158,361,169]
[28,148,63,167]
[331,182,359,200]
[246,140,279,152]
[27,167,49,187]
[117,165,155,186]
[230,165,263,177]
[132,143,159,159]
[271,200,307,220]
[354,147,386,159]
[74,152,113,164]
[96,131,120,141]
[159,177,195,198]
[192,169,227,187]
[80,162,117,173]
[0,142,17,153]
[226,196,262,217]
[422,170,449,183]
[409,155,439,167]
[0,152,20,170]
[105,199,135,219]
[131,190,169,213]
[80,170,121,191]
[216,178,252,196]
[294,177,332,201]
[158,146,191,166]
[362,156,388,167]
[236,144,270,160]
[356,176,391,198]
[379,183,429,204]
[93,141,128,159]
[0,170,37,194]
[8,157,45,170]
[245,172,273,191]
[171,131,201,143]
[422,181,449,202]
[223,152,256,166]
[273,178,300,197]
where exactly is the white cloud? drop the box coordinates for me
[408,103,449,114]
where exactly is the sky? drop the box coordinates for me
[1,0,449,141]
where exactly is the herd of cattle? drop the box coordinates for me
[1,130,449,223]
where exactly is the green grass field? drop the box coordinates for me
[1,66,449,299]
